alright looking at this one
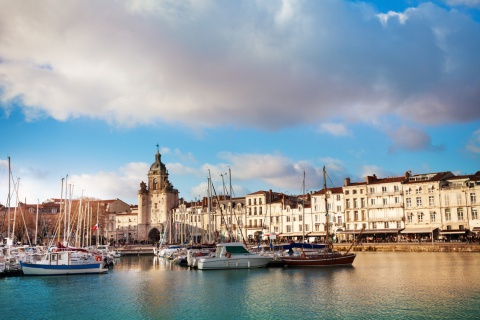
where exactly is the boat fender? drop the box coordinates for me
[225,252,231,258]
[96,256,102,262]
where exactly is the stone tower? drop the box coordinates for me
[137,149,179,242]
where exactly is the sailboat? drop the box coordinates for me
[281,167,357,267]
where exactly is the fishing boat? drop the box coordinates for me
[281,167,357,267]
[19,243,108,276]
[197,242,272,270]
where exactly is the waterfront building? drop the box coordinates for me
[343,177,367,239]
[364,174,406,240]
[401,171,453,240]
[310,187,344,241]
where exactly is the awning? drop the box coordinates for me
[307,232,327,236]
[262,233,280,237]
[362,228,402,234]
[401,227,437,234]
[280,232,307,237]
[439,230,466,235]
[472,227,480,232]
[339,230,364,234]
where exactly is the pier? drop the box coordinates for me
[334,242,480,252]
[116,245,155,256]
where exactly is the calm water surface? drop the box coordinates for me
[1,252,479,319]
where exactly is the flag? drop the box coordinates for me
[93,223,99,230]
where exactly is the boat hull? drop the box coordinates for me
[20,262,108,276]
[197,255,272,270]
[281,253,356,267]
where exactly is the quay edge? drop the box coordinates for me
[334,243,480,252]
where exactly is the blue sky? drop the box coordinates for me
[1,0,479,205]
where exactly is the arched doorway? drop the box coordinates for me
[148,228,161,243]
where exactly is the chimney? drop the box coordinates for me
[405,171,411,179]
[344,177,351,186]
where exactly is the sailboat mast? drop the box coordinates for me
[58,177,64,244]
[207,169,212,243]
[302,171,305,243]
[35,199,39,245]
[7,156,11,242]
[229,168,233,241]
[323,166,329,245]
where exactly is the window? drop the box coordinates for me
[429,196,434,207]
[430,212,436,223]
[394,185,400,192]
[337,206,342,212]
[383,198,388,206]
[354,211,359,221]
[416,187,422,194]
[370,199,376,205]
[416,197,422,207]
[259,198,263,205]
[286,216,291,222]
[397,221,402,228]
[445,209,451,221]
[370,187,375,194]
[336,195,341,201]
[299,225,303,232]
[254,199,257,205]
[473,208,478,220]
[382,186,387,193]
[353,199,358,208]
[353,189,357,194]
[248,199,251,205]
[305,224,309,232]
[259,207,263,215]
[428,186,434,193]
[458,208,464,221]
[444,195,450,206]
[254,207,257,215]
[299,215,303,222]
[407,214,413,223]
[286,225,292,232]
[248,208,252,215]
[395,196,400,204]
[361,198,365,208]
[418,212,424,222]
[315,224,320,232]
[346,199,351,209]
[405,188,411,195]
[372,222,377,229]
[406,198,411,207]
[345,190,350,195]
[471,193,477,204]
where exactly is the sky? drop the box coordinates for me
[1,0,479,206]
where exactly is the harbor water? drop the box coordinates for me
[1,252,479,319]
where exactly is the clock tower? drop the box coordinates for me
[137,148,179,242]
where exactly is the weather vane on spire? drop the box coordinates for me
[156,143,159,152]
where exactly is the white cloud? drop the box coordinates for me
[466,129,480,153]
[318,122,351,137]
[0,0,478,130]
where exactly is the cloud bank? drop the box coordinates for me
[0,0,479,130]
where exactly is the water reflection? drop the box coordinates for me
[1,252,479,320]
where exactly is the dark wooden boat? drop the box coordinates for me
[281,250,356,267]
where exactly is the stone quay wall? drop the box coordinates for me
[334,243,480,252]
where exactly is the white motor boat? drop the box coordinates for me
[197,242,273,270]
